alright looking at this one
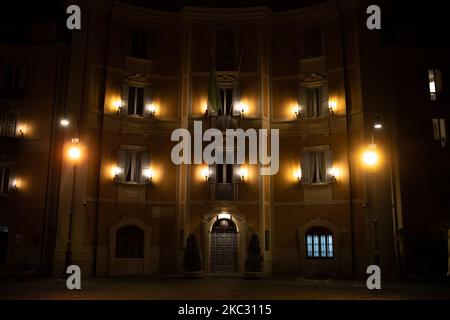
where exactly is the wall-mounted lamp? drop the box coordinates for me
[239,102,249,118]
[294,169,302,183]
[12,179,19,191]
[373,114,383,130]
[239,167,248,182]
[293,105,301,120]
[328,167,339,183]
[113,99,123,115]
[67,138,81,162]
[112,166,122,181]
[363,144,379,168]
[142,168,153,182]
[201,167,209,182]
[146,104,156,118]
[328,101,337,115]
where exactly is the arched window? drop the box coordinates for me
[115,225,144,258]
[306,227,333,258]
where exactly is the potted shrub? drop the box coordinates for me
[183,233,204,278]
[244,233,264,279]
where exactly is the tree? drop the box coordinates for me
[183,233,202,272]
[245,233,263,272]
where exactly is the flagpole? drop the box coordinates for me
[232,49,245,115]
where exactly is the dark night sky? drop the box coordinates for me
[0,0,448,48]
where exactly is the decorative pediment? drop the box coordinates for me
[216,71,238,86]
[300,72,327,87]
[126,73,151,85]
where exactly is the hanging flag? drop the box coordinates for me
[207,52,222,115]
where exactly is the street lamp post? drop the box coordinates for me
[62,139,81,278]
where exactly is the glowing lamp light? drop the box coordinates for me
[146,104,156,116]
[293,105,301,119]
[239,167,248,182]
[239,102,249,116]
[201,167,210,182]
[328,167,340,182]
[142,168,153,181]
[218,212,231,220]
[113,99,122,113]
[329,101,337,115]
[67,138,81,161]
[294,168,302,182]
[363,144,379,167]
[112,166,122,180]
[374,114,383,130]
[60,118,70,127]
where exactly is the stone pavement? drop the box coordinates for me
[1,275,449,300]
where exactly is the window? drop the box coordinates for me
[0,167,14,194]
[432,118,447,147]
[2,63,25,89]
[117,147,149,184]
[298,85,329,118]
[131,30,147,59]
[128,86,144,116]
[300,148,333,185]
[304,27,323,58]
[216,29,235,70]
[428,69,443,101]
[115,225,144,258]
[219,88,233,116]
[306,227,333,258]
[0,111,17,137]
[121,82,152,117]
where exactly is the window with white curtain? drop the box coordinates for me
[297,84,329,118]
[0,110,17,137]
[116,147,149,184]
[300,147,333,185]
[428,69,443,101]
[306,227,333,258]
[432,118,447,148]
[0,167,15,194]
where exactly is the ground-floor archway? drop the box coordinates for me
[210,218,238,273]
[0,224,8,268]
[202,209,248,274]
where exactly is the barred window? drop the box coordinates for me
[306,227,333,258]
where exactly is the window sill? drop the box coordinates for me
[301,182,334,187]
[305,257,334,260]
[115,181,151,186]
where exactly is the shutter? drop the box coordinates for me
[232,83,242,116]
[143,86,153,116]
[324,149,334,183]
[232,164,241,183]
[321,84,329,116]
[121,82,129,114]
[7,113,17,137]
[297,86,308,118]
[8,167,16,192]
[117,149,126,181]
[208,165,216,183]
[300,151,310,184]
[140,151,150,183]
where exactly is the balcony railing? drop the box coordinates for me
[210,183,239,201]
[207,115,239,131]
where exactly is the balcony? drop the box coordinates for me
[210,183,239,201]
[206,115,239,131]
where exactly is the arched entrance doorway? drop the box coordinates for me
[0,225,8,267]
[210,218,238,273]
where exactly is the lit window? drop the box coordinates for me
[298,84,329,118]
[116,147,149,184]
[128,86,144,116]
[300,148,334,185]
[432,118,447,148]
[306,227,333,258]
[428,69,443,101]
